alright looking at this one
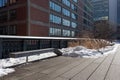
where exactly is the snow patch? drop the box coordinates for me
[61,43,120,58]
[0,43,119,77]
[0,68,15,77]
[0,52,56,77]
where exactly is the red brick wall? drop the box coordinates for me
[30,24,49,36]
[77,0,84,30]
[16,6,27,21]
[17,23,27,36]
[30,0,49,9]
[17,0,27,4]
[29,0,49,36]
[30,7,49,23]
[15,1,28,36]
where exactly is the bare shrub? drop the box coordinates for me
[68,39,113,49]
[94,20,116,40]
[68,40,80,47]
[70,21,115,49]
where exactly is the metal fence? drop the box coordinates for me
[0,35,78,59]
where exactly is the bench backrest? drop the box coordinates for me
[10,48,55,58]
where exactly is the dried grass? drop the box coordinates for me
[68,39,113,49]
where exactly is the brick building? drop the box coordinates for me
[0,0,93,37]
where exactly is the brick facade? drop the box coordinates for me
[0,0,93,37]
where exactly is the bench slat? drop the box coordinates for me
[10,48,63,58]
[10,48,54,58]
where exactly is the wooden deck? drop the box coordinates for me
[1,47,120,80]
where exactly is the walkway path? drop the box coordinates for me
[0,47,120,80]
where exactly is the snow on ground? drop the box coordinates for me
[0,52,56,77]
[0,68,15,77]
[0,43,119,77]
[61,43,120,58]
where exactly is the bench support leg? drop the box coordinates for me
[26,56,28,63]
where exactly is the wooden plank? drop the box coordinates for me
[39,58,87,80]
[105,65,120,80]
[111,50,120,65]
[71,57,106,80]
[3,47,119,80]
[88,54,115,80]
[60,59,96,79]
[41,57,76,74]
[54,77,68,80]
[22,57,71,76]
[105,48,120,80]
[93,56,106,63]
[23,56,68,70]
[19,60,69,80]
[3,57,70,80]
[1,68,32,80]
[19,73,46,80]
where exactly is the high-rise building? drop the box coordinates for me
[117,0,120,38]
[108,0,120,38]
[91,0,120,38]
[0,0,93,37]
[91,0,109,21]
[83,0,93,31]
[117,0,120,24]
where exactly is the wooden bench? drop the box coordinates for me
[10,48,63,63]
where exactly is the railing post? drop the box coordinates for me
[60,40,68,48]
[59,40,62,49]
[66,40,69,48]
[50,40,53,48]
[39,40,42,49]
[23,40,27,51]
[0,39,2,59]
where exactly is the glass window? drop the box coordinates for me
[0,0,17,8]
[83,19,87,24]
[71,31,75,37]
[63,29,70,36]
[71,13,77,20]
[50,14,61,24]
[9,9,16,20]
[0,0,8,8]
[0,25,16,35]
[0,13,2,23]
[0,1,2,7]
[0,26,7,35]
[62,8,70,17]
[9,0,17,5]
[8,25,16,35]
[62,0,70,7]
[49,28,61,36]
[50,28,53,35]
[0,11,8,23]
[50,1,61,12]
[63,19,70,26]
[71,4,77,11]
[73,0,78,3]
[71,22,77,28]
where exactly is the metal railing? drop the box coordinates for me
[0,35,78,59]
